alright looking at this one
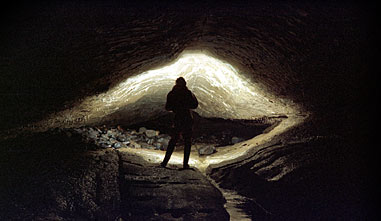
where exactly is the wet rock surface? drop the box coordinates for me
[118,151,229,220]
[0,130,229,220]
[207,120,370,220]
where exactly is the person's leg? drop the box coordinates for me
[161,133,179,167]
[183,132,192,169]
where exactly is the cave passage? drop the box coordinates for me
[36,51,299,129]
[32,50,305,172]
[0,0,371,219]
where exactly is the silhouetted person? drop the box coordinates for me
[160,77,198,169]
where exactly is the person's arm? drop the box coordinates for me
[165,92,174,111]
[189,92,198,109]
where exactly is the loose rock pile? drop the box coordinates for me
[63,122,251,156]
[70,126,171,151]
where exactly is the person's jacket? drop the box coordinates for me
[165,84,198,123]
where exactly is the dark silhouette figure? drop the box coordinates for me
[160,77,198,169]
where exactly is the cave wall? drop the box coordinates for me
[0,1,373,133]
[0,1,376,219]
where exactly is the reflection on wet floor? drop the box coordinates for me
[208,178,253,221]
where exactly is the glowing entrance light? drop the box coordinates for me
[38,50,299,129]
[32,50,305,172]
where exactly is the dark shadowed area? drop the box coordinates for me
[0,0,376,220]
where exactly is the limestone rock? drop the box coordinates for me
[198,145,216,155]
[145,129,158,138]
[139,127,147,133]
[157,136,170,149]
[130,141,141,148]
[112,142,122,149]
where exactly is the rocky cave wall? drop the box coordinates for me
[0,1,376,219]
[0,0,373,134]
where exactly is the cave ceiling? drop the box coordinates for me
[0,1,371,130]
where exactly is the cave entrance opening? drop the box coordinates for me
[35,50,304,171]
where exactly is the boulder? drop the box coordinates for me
[106,130,117,138]
[147,138,154,145]
[127,135,138,141]
[140,143,154,150]
[87,127,99,139]
[130,141,141,149]
[154,142,163,150]
[100,134,109,141]
[139,127,147,134]
[231,136,245,144]
[157,137,170,149]
[112,142,122,149]
[117,135,127,142]
[198,145,216,155]
[145,129,158,138]
[99,141,111,148]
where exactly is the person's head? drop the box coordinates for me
[175,77,186,87]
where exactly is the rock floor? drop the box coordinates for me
[0,130,229,220]
[0,115,301,220]
[118,151,229,220]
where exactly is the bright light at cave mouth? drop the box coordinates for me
[41,51,299,128]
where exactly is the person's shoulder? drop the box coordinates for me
[184,86,192,93]
[167,90,174,97]
[187,88,195,96]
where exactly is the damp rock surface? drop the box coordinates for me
[118,151,229,220]
[207,120,368,220]
[0,129,229,220]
